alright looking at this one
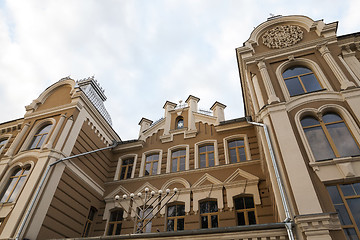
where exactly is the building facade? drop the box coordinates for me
[0,15,359,240]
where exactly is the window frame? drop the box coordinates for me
[276,57,333,101]
[166,202,185,232]
[223,134,252,164]
[194,140,219,169]
[0,164,32,204]
[139,150,163,177]
[326,183,360,238]
[199,199,219,229]
[295,105,360,163]
[82,206,97,237]
[166,145,190,173]
[233,195,257,226]
[20,119,55,151]
[175,116,184,130]
[106,209,124,236]
[115,154,138,180]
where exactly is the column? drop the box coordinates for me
[4,123,30,157]
[317,44,355,90]
[256,60,280,104]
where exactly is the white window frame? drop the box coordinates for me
[194,140,219,169]
[276,57,333,101]
[295,104,360,163]
[166,145,190,173]
[223,134,252,164]
[114,154,138,180]
[139,149,163,177]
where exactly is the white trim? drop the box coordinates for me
[275,57,333,101]
[223,134,251,164]
[194,140,219,169]
[139,149,163,177]
[295,104,360,163]
[114,154,138,180]
[166,145,190,173]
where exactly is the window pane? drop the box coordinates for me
[200,154,206,168]
[208,153,214,167]
[238,147,246,162]
[209,201,218,212]
[228,141,236,148]
[39,125,52,134]
[285,77,304,96]
[244,197,255,208]
[36,135,47,148]
[168,206,176,217]
[229,149,237,163]
[120,167,126,180]
[179,157,185,171]
[326,122,360,157]
[237,212,245,225]
[248,211,256,225]
[8,176,26,202]
[177,218,184,230]
[29,136,41,149]
[0,178,17,202]
[301,117,320,127]
[115,223,122,235]
[301,73,322,92]
[343,228,358,240]
[347,198,360,231]
[207,145,214,151]
[335,204,353,225]
[172,158,177,172]
[177,205,185,216]
[107,224,114,235]
[283,66,312,78]
[322,113,343,123]
[199,146,206,153]
[200,202,208,214]
[234,197,244,210]
[201,216,208,228]
[304,126,335,160]
[126,166,132,179]
[327,186,343,204]
[340,184,356,197]
[144,163,150,176]
[167,219,174,231]
[353,183,360,195]
[211,215,218,228]
[152,162,158,175]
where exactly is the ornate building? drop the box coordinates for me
[0,15,359,240]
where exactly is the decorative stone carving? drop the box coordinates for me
[262,25,303,49]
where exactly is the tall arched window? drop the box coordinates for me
[199,145,215,168]
[0,166,31,203]
[233,195,257,226]
[199,200,218,229]
[167,203,185,231]
[228,139,246,163]
[301,112,360,161]
[171,149,186,172]
[176,117,184,129]
[28,124,52,149]
[282,66,322,96]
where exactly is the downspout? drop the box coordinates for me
[15,141,118,240]
[246,117,295,240]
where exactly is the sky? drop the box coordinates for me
[0,0,359,140]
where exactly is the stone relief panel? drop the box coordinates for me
[262,25,303,49]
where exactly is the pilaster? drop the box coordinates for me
[256,60,280,104]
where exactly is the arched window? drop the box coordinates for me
[199,145,215,168]
[176,117,184,129]
[228,139,246,163]
[107,209,123,235]
[28,124,52,149]
[0,166,31,203]
[301,112,360,161]
[82,207,97,237]
[199,200,218,229]
[233,195,256,226]
[167,203,185,231]
[282,66,322,96]
[171,149,186,172]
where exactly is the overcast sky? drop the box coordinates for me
[0,0,359,140]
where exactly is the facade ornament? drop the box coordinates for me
[288,55,295,61]
[262,25,303,49]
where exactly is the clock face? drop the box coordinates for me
[177,119,184,129]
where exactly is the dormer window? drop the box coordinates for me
[176,117,184,129]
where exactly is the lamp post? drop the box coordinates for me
[115,187,178,233]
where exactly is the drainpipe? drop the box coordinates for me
[246,117,295,240]
[15,141,118,240]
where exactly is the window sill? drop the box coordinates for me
[309,155,360,167]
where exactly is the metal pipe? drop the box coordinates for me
[15,141,118,240]
[246,118,295,240]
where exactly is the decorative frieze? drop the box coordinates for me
[262,25,303,49]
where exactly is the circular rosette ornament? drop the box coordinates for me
[262,25,303,49]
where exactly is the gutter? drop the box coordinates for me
[246,117,295,240]
[15,141,118,240]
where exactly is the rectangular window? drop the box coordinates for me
[107,210,123,235]
[200,200,218,229]
[144,154,159,176]
[199,145,215,168]
[120,158,134,180]
[137,207,153,233]
[327,183,360,239]
[171,150,186,172]
[228,140,246,163]
[167,204,185,231]
[234,196,256,225]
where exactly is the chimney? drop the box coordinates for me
[210,101,226,125]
